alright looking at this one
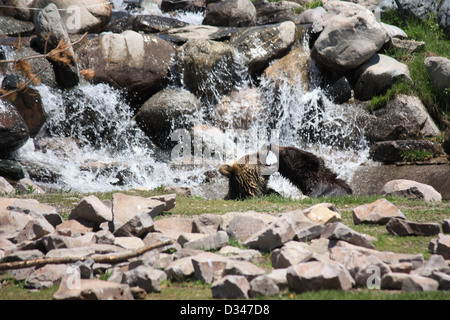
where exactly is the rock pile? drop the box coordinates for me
[0,190,449,300]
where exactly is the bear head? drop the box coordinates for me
[219,151,276,200]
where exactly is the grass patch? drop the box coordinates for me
[372,10,450,127]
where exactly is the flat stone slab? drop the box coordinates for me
[351,165,450,200]
[386,218,441,237]
[53,278,134,300]
[353,198,406,225]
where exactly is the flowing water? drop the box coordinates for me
[3,5,374,199]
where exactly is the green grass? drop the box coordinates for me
[372,10,450,127]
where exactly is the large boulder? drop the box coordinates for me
[382,179,442,202]
[369,140,444,164]
[438,0,450,38]
[203,0,257,27]
[0,16,34,37]
[34,0,112,34]
[174,39,237,103]
[76,31,175,106]
[361,95,440,143]
[352,164,450,200]
[353,54,411,101]
[7,88,46,137]
[0,0,35,21]
[424,56,450,95]
[135,88,201,148]
[378,0,439,21]
[229,21,296,75]
[311,1,388,73]
[0,99,30,155]
[253,0,302,25]
[34,3,71,52]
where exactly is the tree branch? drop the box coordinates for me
[0,240,173,272]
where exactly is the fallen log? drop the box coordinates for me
[0,240,173,272]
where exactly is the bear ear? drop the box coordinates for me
[219,164,234,177]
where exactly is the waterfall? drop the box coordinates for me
[3,13,373,199]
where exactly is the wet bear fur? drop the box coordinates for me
[219,145,352,200]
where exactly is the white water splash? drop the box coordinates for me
[6,35,372,198]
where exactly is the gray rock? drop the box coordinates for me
[249,275,279,298]
[55,220,93,237]
[321,222,375,249]
[76,31,175,106]
[402,275,439,292]
[0,99,30,154]
[183,231,229,251]
[381,272,412,290]
[266,268,288,290]
[2,249,44,263]
[254,0,302,25]
[226,214,267,242]
[353,198,406,225]
[223,259,265,281]
[424,56,450,93]
[7,199,62,228]
[378,0,439,21]
[230,21,296,74]
[414,255,450,277]
[362,95,440,143]
[164,256,195,281]
[34,3,71,52]
[160,25,237,44]
[35,0,112,35]
[271,241,312,269]
[438,0,450,38]
[333,240,424,270]
[287,261,355,292]
[435,233,450,259]
[203,0,257,27]
[311,1,388,72]
[390,38,425,53]
[122,265,167,293]
[211,275,250,299]
[0,15,34,37]
[329,246,390,287]
[54,278,134,300]
[354,54,411,101]
[193,214,222,234]
[153,217,194,240]
[243,218,296,252]
[114,237,145,250]
[191,252,232,283]
[69,195,113,226]
[25,264,71,289]
[382,179,442,202]
[0,177,14,194]
[298,6,326,24]
[369,140,443,165]
[45,247,95,259]
[217,246,262,261]
[380,22,407,39]
[431,272,450,290]
[135,87,201,147]
[443,219,450,234]
[112,193,164,237]
[14,215,55,243]
[386,218,441,237]
[148,194,176,212]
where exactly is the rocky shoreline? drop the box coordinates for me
[0,181,449,299]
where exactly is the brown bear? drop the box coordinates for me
[219,144,352,200]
